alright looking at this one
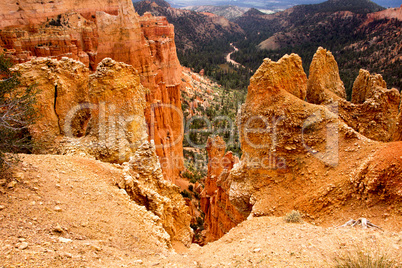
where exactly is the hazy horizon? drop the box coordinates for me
[142,0,401,9]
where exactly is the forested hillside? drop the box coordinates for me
[232,0,401,97]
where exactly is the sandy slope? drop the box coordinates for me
[1,154,401,267]
[0,154,170,267]
[148,216,402,267]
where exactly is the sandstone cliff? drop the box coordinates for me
[12,57,147,162]
[0,0,120,28]
[1,0,184,182]
[201,50,402,241]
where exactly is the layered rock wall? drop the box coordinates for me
[0,0,119,28]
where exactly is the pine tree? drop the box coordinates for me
[0,54,37,176]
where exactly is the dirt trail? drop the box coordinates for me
[226,43,244,68]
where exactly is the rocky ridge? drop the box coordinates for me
[183,5,249,20]
[2,154,401,267]
[117,140,193,247]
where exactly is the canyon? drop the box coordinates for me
[10,56,193,247]
[1,0,402,266]
[2,47,402,266]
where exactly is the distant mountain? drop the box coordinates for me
[133,0,245,52]
[132,0,401,94]
[133,0,246,79]
[235,0,385,41]
[153,0,401,10]
[183,5,249,20]
[292,0,385,14]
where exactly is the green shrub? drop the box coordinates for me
[334,250,400,268]
[180,190,192,199]
[0,54,37,176]
[182,160,206,183]
[196,216,204,228]
[283,210,302,223]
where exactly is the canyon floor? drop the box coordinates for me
[0,154,401,268]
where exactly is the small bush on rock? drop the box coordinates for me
[334,249,400,268]
[284,210,302,223]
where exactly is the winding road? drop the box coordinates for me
[226,43,244,68]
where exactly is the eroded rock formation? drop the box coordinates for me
[117,140,193,247]
[0,0,120,28]
[351,69,387,104]
[200,136,244,242]
[87,58,148,163]
[202,49,402,241]
[307,47,400,142]
[11,57,91,147]
[1,0,184,182]
[12,57,146,162]
[307,47,346,103]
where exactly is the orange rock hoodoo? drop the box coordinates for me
[202,48,402,241]
[200,136,243,242]
[1,0,183,182]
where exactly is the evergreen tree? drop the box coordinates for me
[0,54,37,176]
